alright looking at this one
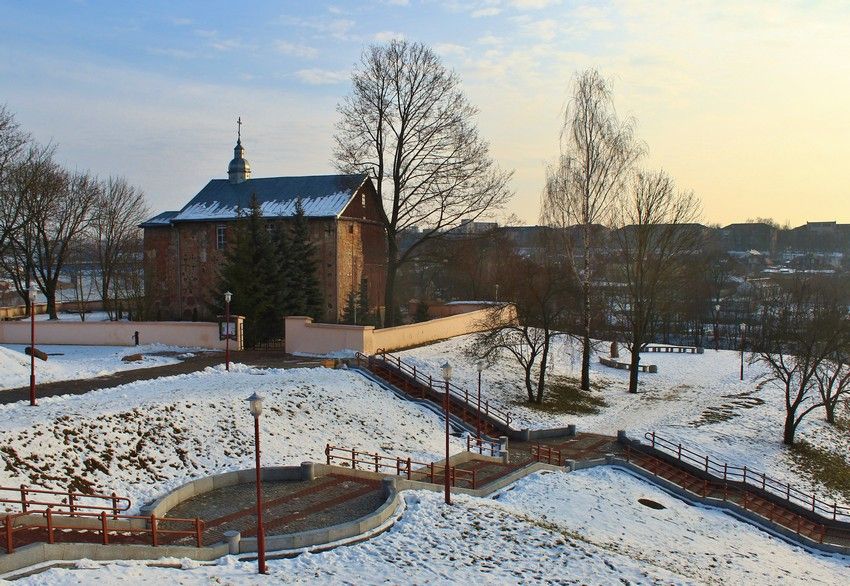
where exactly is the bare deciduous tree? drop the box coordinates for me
[612,171,702,394]
[334,40,512,325]
[471,236,574,404]
[541,69,642,390]
[751,278,850,445]
[815,358,850,425]
[0,105,31,254]
[27,168,99,318]
[90,176,149,319]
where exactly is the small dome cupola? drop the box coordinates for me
[228,117,251,184]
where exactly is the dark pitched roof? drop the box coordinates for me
[141,174,369,226]
[140,210,179,228]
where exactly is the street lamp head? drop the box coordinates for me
[224,291,232,303]
[476,359,485,373]
[740,323,747,332]
[246,392,264,417]
[441,361,452,382]
[28,282,36,302]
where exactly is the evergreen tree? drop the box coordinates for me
[288,199,323,319]
[215,196,280,347]
[357,278,370,325]
[342,289,358,324]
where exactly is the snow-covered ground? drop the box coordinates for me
[13,468,850,585]
[0,364,465,512]
[0,344,190,390]
[398,334,850,505]
[34,311,113,322]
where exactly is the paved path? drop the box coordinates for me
[0,350,323,405]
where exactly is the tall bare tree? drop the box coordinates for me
[0,105,30,254]
[751,278,850,444]
[0,143,58,314]
[91,176,149,319]
[27,167,99,318]
[541,69,642,390]
[612,171,702,393]
[334,40,512,325]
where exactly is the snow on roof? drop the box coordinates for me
[169,174,367,223]
[139,211,179,228]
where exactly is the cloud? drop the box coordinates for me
[274,40,318,58]
[510,0,562,9]
[295,68,349,85]
[147,47,200,60]
[434,43,467,57]
[477,34,504,45]
[382,0,410,5]
[472,7,501,17]
[520,18,558,41]
[280,16,357,41]
[373,31,406,42]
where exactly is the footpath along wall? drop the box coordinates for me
[0,317,244,350]
[285,304,515,355]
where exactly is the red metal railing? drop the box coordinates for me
[641,432,850,523]
[325,444,477,489]
[0,484,131,516]
[532,443,564,466]
[3,509,203,554]
[467,436,501,458]
[356,351,513,430]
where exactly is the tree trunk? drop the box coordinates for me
[383,238,399,327]
[628,344,641,394]
[536,334,550,404]
[825,401,836,425]
[45,283,58,320]
[581,279,591,391]
[524,364,535,403]
[782,413,797,446]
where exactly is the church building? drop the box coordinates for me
[141,124,387,323]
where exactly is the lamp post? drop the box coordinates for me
[246,392,267,574]
[224,291,232,371]
[714,303,721,351]
[739,323,747,381]
[476,359,485,440]
[29,282,37,407]
[441,361,452,505]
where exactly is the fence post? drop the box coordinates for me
[485,400,489,417]
[704,455,709,472]
[151,513,158,547]
[650,432,656,448]
[20,485,27,513]
[811,493,816,512]
[786,483,791,502]
[413,365,416,380]
[101,511,109,545]
[834,503,837,521]
[407,458,412,480]
[374,453,379,473]
[5,514,13,554]
[743,466,747,485]
[326,444,331,465]
[723,463,727,482]
[196,518,204,548]
[112,492,119,519]
[68,491,75,517]
[677,444,682,460]
[46,508,54,544]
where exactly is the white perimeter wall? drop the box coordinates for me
[285,305,515,355]
[0,319,243,350]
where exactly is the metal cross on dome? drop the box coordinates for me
[237,116,242,141]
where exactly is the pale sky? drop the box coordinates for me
[1,0,848,226]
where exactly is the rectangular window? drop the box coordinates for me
[216,225,226,250]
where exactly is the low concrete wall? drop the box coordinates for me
[0,317,244,351]
[285,305,515,355]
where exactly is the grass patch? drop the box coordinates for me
[789,440,850,503]
[520,375,607,415]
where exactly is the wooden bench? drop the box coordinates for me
[643,345,703,354]
[599,356,657,373]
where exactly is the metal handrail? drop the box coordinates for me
[358,351,513,428]
[643,432,850,522]
[467,436,501,457]
[0,484,131,515]
[3,509,203,554]
[325,444,477,488]
[531,443,563,466]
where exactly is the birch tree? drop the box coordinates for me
[334,40,512,325]
[541,69,642,390]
